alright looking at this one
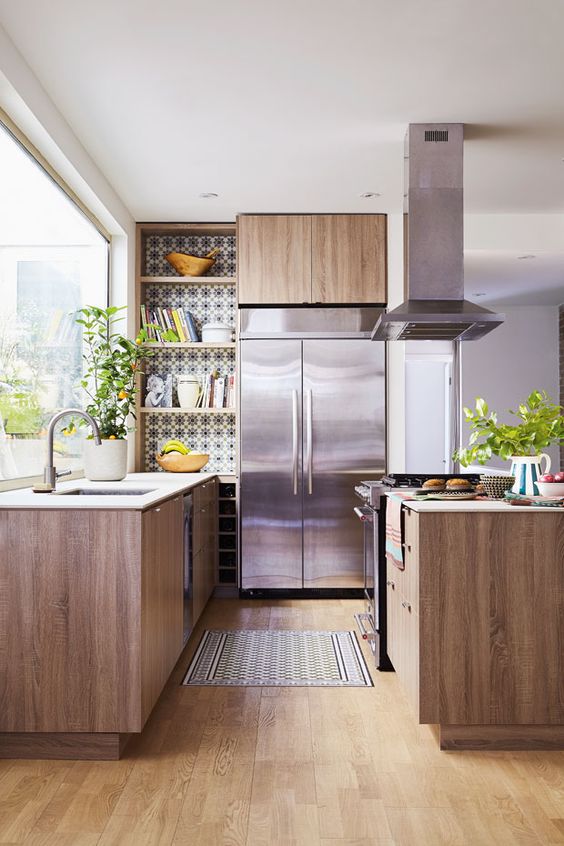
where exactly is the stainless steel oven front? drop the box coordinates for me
[353,504,377,652]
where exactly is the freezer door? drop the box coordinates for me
[302,339,385,588]
[240,339,303,588]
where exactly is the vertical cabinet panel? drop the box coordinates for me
[240,339,303,588]
[312,215,387,304]
[237,215,312,304]
[192,479,217,624]
[141,496,183,724]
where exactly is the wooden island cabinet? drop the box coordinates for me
[0,477,217,760]
[386,502,564,750]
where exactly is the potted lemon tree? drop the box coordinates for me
[74,305,152,480]
[454,390,564,495]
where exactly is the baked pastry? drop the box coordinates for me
[422,478,446,490]
[446,478,473,490]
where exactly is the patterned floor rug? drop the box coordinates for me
[182,629,373,687]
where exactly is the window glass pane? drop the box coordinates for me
[0,123,108,482]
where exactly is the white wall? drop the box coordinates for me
[460,306,560,471]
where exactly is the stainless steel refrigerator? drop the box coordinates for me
[239,308,386,591]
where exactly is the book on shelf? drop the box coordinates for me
[195,370,235,409]
[140,304,200,343]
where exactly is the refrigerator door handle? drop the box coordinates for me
[292,389,299,495]
[306,389,313,495]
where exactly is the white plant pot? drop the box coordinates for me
[84,438,128,481]
[509,453,551,496]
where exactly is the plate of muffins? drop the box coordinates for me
[415,478,480,499]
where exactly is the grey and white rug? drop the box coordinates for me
[182,629,373,687]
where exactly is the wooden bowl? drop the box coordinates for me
[165,251,217,277]
[156,452,209,473]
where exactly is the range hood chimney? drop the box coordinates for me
[372,123,504,341]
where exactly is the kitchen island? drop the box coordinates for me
[0,473,218,760]
[386,495,564,750]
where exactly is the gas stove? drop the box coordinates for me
[355,473,481,507]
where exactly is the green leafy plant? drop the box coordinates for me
[453,390,564,466]
[74,305,153,439]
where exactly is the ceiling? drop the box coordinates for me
[0,0,563,303]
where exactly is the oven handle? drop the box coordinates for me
[354,505,374,522]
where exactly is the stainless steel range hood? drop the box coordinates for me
[372,123,504,341]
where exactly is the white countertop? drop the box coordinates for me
[0,472,218,510]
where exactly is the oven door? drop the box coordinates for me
[354,505,377,650]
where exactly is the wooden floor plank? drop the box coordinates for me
[0,597,562,846]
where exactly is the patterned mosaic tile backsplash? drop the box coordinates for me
[145,235,236,277]
[142,233,237,474]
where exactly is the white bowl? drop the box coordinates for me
[536,481,564,497]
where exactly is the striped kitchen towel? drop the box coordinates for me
[385,492,413,571]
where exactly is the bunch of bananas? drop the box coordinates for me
[159,439,191,456]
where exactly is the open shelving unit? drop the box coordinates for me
[135,222,239,587]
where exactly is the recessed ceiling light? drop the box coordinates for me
[517,254,536,260]
[360,192,381,199]
[199,192,219,199]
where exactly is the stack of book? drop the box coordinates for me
[140,304,199,342]
[198,371,236,409]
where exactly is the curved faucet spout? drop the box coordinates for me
[44,408,101,490]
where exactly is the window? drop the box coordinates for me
[0,121,108,485]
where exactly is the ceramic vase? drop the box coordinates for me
[84,438,128,481]
[177,375,200,408]
[510,454,551,496]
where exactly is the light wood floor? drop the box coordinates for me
[1,598,563,846]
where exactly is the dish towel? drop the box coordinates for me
[385,492,413,571]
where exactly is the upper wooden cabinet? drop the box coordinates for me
[237,214,387,305]
[311,215,386,304]
[237,215,312,304]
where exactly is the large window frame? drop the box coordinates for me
[0,114,111,491]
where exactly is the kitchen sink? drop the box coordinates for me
[56,488,157,496]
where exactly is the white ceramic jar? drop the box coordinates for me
[201,323,233,343]
[177,374,200,408]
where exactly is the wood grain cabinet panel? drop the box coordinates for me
[311,214,387,303]
[237,215,312,304]
[141,496,184,725]
[192,479,217,624]
[390,507,564,740]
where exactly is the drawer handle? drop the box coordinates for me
[401,600,411,611]
[402,543,412,552]
[154,507,161,513]
[386,579,395,588]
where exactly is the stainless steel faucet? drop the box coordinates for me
[44,408,101,490]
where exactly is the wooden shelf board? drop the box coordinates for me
[141,342,235,349]
[140,407,235,415]
[139,276,235,286]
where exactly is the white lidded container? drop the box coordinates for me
[201,322,233,343]
[177,374,200,408]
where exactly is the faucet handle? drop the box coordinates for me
[56,469,72,480]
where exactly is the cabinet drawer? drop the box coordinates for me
[193,508,204,554]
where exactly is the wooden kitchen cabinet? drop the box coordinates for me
[311,215,387,303]
[0,492,185,758]
[237,215,312,304]
[141,495,184,725]
[237,213,387,305]
[192,478,217,623]
[386,505,564,750]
